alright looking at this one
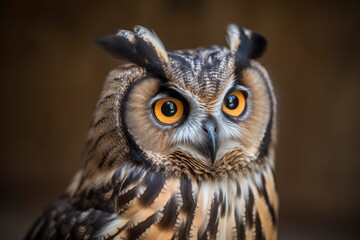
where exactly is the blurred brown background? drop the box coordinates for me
[1,0,359,239]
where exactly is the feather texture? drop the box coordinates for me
[26,24,277,240]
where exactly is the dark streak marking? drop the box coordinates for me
[178,180,197,240]
[246,187,254,228]
[235,211,245,240]
[236,181,242,198]
[112,167,144,212]
[93,128,118,150]
[119,168,144,190]
[255,212,265,240]
[219,190,226,217]
[198,228,208,240]
[180,177,195,213]
[127,148,149,167]
[97,93,117,108]
[158,195,178,230]
[207,196,219,240]
[258,113,273,159]
[94,116,110,128]
[177,223,186,240]
[98,145,117,168]
[116,187,138,210]
[271,167,278,192]
[257,173,277,225]
[127,213,158,239]
[138,173,166,207]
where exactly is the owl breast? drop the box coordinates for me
[98,162,278,240]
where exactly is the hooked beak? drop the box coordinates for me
[202,118,218,164]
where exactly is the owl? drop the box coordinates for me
[25,24,278,240]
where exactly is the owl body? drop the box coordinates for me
[26,25,278,240]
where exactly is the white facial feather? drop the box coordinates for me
[170,78,249,162]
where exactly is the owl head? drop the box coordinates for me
[87,24,276,180]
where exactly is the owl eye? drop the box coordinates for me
[222,91,246,117]
[153,97,184,125]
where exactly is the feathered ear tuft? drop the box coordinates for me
[133,26,169,63]
[95,26,169,73]
[226,24,267,60]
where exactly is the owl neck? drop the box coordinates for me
[96,160,278,239]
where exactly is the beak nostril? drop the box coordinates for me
[202,124,217,134]
[202,126,209,133]
[201,117,218,133]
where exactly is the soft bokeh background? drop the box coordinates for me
[0,0,359,239]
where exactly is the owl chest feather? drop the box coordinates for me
[98,164,278,240]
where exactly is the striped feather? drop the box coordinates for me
[94,163,278,239]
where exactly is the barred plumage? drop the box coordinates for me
[26,24,278,240]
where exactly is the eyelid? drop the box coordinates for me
[150,90,185,104]
[227,85,249,98]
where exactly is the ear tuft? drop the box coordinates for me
[226,24,267,60]
[133,26,169,63]
[95,26,168,72]
[248,31,267,59]
[226,24,241,51]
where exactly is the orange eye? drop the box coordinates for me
[153,97,184,125]
[222,91,246,117]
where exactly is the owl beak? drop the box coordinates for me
[202,118,218,165]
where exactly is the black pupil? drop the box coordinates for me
[225,95,239,110]
[161,101,177,117]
